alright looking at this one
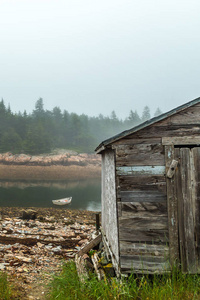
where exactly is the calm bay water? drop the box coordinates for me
[0,179,101,211]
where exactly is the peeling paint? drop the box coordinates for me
[168,150,172,159]
[116,166,165,176]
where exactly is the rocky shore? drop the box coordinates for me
[0,151,101,180]
[0,207,97,299]
[0,151,101,167]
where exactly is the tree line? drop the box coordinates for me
[0,98,162,154]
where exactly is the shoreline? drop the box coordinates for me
[0,164,101,180]
[0,206,97,220]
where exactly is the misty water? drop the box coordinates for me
[0,179,101,211]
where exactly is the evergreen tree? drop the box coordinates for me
[0,128,22,153]
[154,107,162,117]
[0,99,158,154]
[142,106,151,122]
[23,123,51,154]
[127,110,141,126]
[110,110,118,121]
[33,98,45,118]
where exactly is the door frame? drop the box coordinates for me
[162,136,200,270]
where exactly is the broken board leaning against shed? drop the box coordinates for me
[96,97,200,275]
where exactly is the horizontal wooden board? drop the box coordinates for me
[117,190,166,202]
[115,144,164,166]
[112,138,162,146]
[120,255,170,273]
[116,166,165,176]
[120,241,169,257]
[118,216,168,231]
[119,227,168,243]
[118,202,167,217]
[169,106,200,125]
[162,136,200,146]
[117,175,166,193]
[126,125,200,139]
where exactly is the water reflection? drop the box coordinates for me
[0,179,101,211]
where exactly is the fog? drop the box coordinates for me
[0,0,200,118]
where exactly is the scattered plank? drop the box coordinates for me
[77,234,102,257]
[91,253,104,280]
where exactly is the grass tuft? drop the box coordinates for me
[0,272,13,300]
[48,261,200,300]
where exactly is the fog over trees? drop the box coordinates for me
[0,98,162,154]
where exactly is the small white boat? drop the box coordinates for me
[52,197,72,206]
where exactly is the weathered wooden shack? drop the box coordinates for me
[95,97,200,275]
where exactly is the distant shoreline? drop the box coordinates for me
[0,164,101,180]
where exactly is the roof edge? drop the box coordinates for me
[95,96,200,153]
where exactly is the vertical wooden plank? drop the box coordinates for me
[180,148,197,273]
[165,145,179,266]
[189,148,198,272]
[101,150,120,267]
[175,148,187,272]
[194,148,200,272]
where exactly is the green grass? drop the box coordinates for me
[0,272,15,300]
[48,261,200,300]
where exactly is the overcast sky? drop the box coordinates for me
[0,0,200,119]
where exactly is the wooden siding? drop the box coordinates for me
[100,102,200,274]
[115,141,169,273]
[120,255,170,274]
[114,144,164,166]
[101,150,119,268]
[173,147,200,273]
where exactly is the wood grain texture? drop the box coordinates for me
[101,150,119,265]
[127,125,200,139]
[194,148,200,273]
[162,136,200,146]
[175,148,187,272]
[117,175,166,193]
[115,144,164,166]
[169,106,200,125]
[120,255,170,274]
[177,148,198,273]
[119,227,168,244]
[118,216,168,231]
[120,242,169,257]
[166,159,178,179]
[113,138,161,146]
[117,190,166,202]
[116,166,165,176]
[165,145,179,266]
[118,202,167,218]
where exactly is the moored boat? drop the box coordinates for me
[52,197,72,205]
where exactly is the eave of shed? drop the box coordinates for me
[95,96,200,153]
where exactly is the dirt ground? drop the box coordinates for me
[0,207,97,300]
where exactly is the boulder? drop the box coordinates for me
[21,209,37,220]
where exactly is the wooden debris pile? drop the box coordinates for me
[75,233,115,282]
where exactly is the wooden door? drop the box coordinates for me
[174,147,200,273]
